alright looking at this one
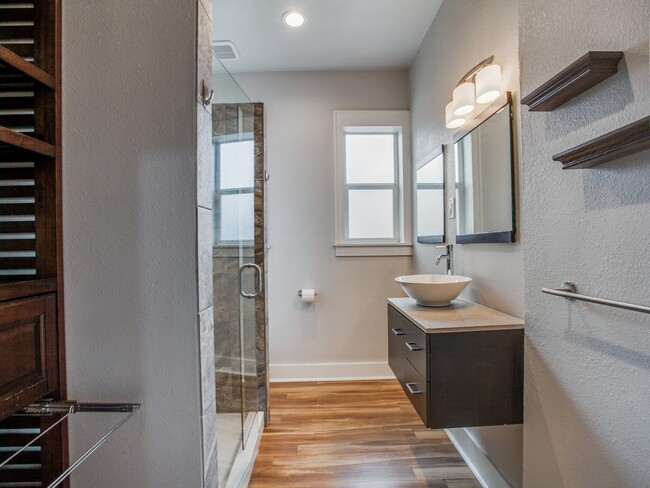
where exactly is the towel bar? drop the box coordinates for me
[542,281,650,314]
[1,400,140,487]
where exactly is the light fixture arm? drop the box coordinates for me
[456,55,495,86]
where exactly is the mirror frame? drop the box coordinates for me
[415,146,445,244]
[452,91,516,244]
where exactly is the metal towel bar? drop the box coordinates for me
[1,400,140,488]
[542,281,650,314]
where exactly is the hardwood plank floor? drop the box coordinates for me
[249,380,480,488]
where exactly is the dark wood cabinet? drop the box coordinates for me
[0,0,64,416]
[0,293,58,420]
[0,0,67,482]
[388,302,524,429]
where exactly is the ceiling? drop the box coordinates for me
[212,0,443,73]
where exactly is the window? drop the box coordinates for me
[334,111,412,257]
[214,137,254,245]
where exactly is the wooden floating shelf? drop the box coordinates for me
[0,45,55,90]
[0,126,55,158]
[553,116,650,169]
[522,51,624,112]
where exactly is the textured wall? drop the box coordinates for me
[233,70,412,381]
[519,1,650,487]
[409,0,524,486]
[62,0,203,486]
[410,0,523,317]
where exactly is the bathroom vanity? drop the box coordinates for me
[387,297,524,429]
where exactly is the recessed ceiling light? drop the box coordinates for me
[282,10,306,28]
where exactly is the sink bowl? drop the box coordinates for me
[395,274,472,307]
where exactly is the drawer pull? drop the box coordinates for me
[405,341,422,351]
[391,328,405,336]
[405,382,423,395]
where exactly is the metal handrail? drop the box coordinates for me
[542,281,650,315]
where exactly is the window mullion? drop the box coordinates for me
[344,183,395,190]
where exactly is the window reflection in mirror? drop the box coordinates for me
[454,97,515,244]
[416,149,445,244]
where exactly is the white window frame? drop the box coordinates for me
[333,110,412,257]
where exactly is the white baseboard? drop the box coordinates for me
[444,428,511,488]
[270,361,395,382]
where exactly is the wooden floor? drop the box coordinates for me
[249,380,480,488]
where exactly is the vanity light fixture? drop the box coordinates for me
[445,102,466,129]
[282,10,306,27]
[476,63,502,104]
[446,56,502,129]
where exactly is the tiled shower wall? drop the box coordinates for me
[196,0,218,487]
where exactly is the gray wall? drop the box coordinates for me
[519,1,650,487]
[62,1,203,486]
[409,0,524,486]
[234,70,412,381]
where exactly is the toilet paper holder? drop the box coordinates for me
[298,290,318,297]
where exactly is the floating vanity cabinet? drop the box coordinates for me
[388,298,524,429]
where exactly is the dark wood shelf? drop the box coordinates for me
[522,51,624,111]
[0,45,55,89]
[0,278,57,303]
[553,116,650,169]
[0,126,55,158]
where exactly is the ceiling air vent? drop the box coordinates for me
[212,40,240,60]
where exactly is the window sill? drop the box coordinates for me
[334,243,413,257]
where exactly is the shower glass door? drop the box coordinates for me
[212,54,266,487]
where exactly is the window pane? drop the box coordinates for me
[348,189,394,239]
[218,193,254,242]
[417,189,444,236]
[219,140,254,190]
[417,153,444,184]
[345,134,395,184]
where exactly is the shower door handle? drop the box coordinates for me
[239,263,263,299]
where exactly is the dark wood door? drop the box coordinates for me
[0,293,58,419]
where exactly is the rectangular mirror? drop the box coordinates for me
[454,93,515,244]
[416,147,445,244]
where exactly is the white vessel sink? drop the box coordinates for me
[395,274,472,307]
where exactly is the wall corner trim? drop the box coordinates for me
[444,428,513,488]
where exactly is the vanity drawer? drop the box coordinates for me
[388,305,427,376]
[400,357,428,426]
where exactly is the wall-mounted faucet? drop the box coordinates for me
[435,244,453,275]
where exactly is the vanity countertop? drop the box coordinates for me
[388,297,524,334]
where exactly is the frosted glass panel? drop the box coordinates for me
[219,193,254,242]
[348,189,394,239]
[417,189,444,236]
[417,153,444,183]
[345,134,395,184]
[220,141,254,190]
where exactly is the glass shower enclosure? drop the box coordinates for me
[211,55,267,487]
